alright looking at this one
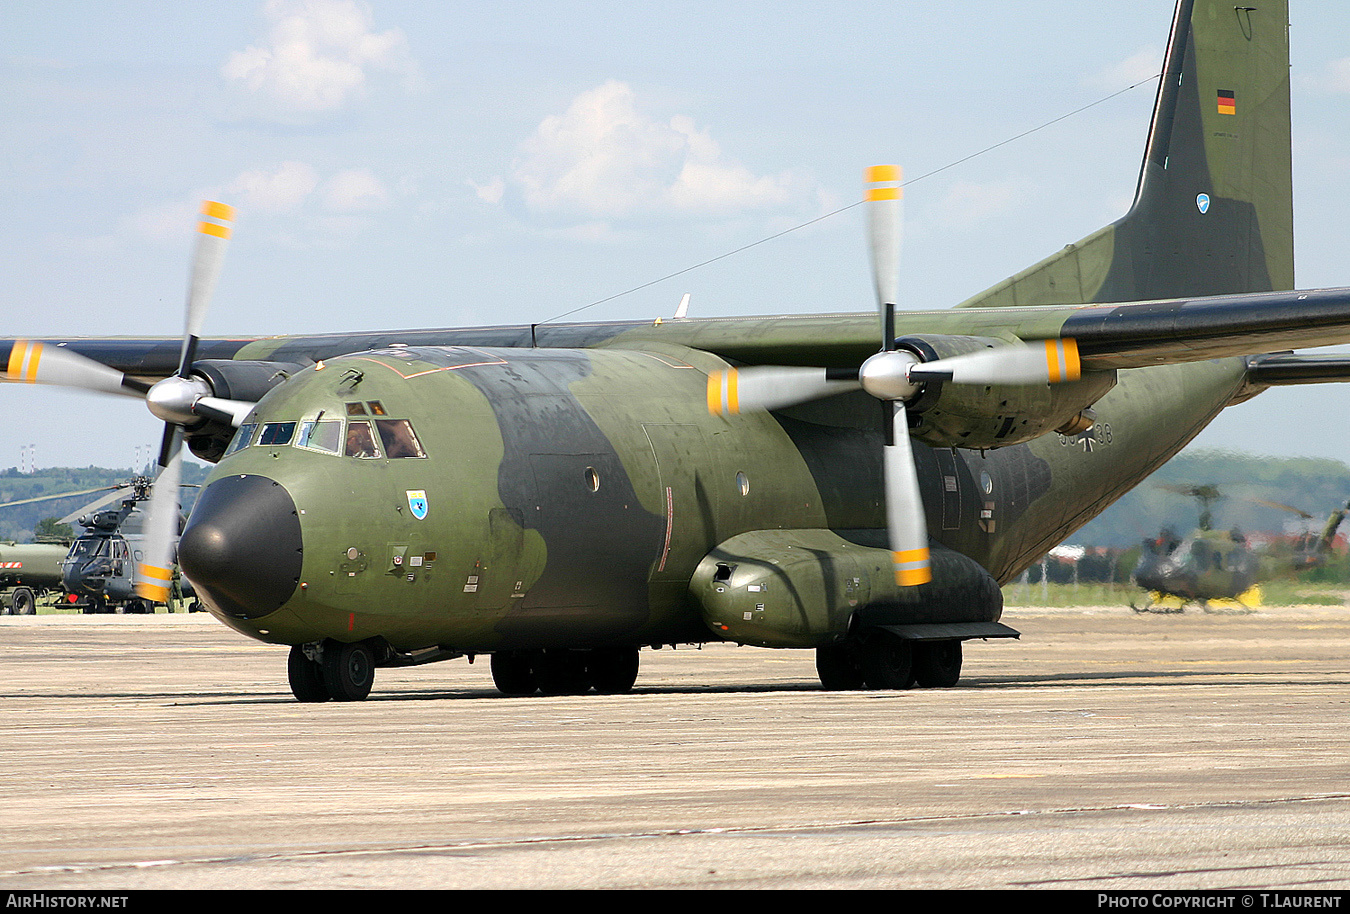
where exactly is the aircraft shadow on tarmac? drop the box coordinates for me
[129,667,1350,707]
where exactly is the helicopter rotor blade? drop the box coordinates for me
[0,484,125,512]
[1246,497,1313,519]
[57,487,136,526]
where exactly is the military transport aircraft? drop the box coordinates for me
[5,0,1350,700]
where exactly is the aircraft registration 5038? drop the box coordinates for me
[7,0,1350,701]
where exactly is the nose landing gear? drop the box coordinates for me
[288,640,376,702]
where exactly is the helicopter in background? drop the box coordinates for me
[0,476,200,613]
[1131,484,1349,613]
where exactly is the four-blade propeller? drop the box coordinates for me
[708,166,1084,587]
[3,201,255,604]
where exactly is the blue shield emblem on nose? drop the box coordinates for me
[1196,193,1210,214]
[407,490,428,520]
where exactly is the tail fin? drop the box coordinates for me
[960,0,1292,308]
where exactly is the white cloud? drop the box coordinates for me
[507,80,802,222]
[223,0,416,115]
[469,176,506,205]
[321,168,389,211]
[227,161,321,212]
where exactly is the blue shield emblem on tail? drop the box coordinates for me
[406,490,428,520]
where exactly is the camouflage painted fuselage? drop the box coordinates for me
[201,336,1246,653]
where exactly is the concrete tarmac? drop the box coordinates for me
[3,602,1350,891]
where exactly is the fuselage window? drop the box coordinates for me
[374,419,425,458]
[297,419,343,455]
[225,423,258,456]
[344,419,381,458]
[259,422,297,446]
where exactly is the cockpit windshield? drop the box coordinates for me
[225,412,426,460]
[66,537,109,561]
[374,419,426,458]
[297,419,342,454]
[344,420,380,458]
[224,423,257,456]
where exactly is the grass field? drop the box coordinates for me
[1002,579,1348,608]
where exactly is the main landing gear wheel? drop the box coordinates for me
[490,651,537,696]
[912,639,962,688]
[860,631,916,690]
[534,649,590,695]
[815,643,866,690]
[817,634,967,690]
[587,647,640,694]
[489,647,641,696]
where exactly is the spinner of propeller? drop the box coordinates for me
[707,165,1085,587]
[4,201,254,603]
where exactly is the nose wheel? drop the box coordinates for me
[288,640,376,702]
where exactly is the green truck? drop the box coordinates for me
[0,541,68,614]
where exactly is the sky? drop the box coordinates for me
[3,0,1350,473]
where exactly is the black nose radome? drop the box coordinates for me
[179,475,303,620]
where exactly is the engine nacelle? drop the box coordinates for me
[185,360,306,462]
[896,334,1115,449]
[190,359,307,403]
[691,529,1003,648]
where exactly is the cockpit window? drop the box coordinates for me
[374,419,426,458]
[296,419,342,455]
[345,402,367,416]
[259,421,297,446]
[224,423,258,456]
[344,419,381,458]
[367,401,387,416]
[67,537,106,561]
